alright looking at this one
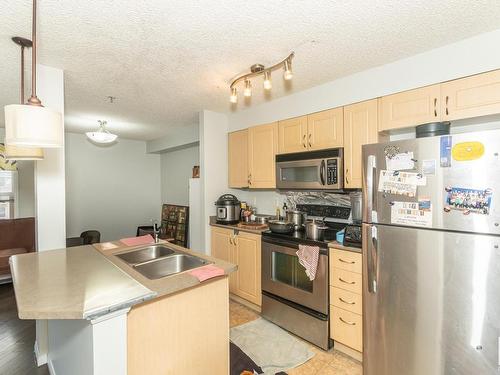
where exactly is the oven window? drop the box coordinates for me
[271,252,313,293]
[280,166,317,183]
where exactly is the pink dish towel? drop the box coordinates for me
[120,234,154,247]
[296,244,320,281]
[189,264,225,282]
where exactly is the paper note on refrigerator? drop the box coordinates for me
[385,152,415,171]
[378,170,425,197]
[391,201,433,228]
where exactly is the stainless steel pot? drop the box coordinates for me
[285,210,306,231]
[305,219,329,241]
[215,194,241,225]
[349,191,362,224]
[255,214,274,224]
[268,220,295,234]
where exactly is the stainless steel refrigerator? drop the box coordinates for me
[362,130,500,375]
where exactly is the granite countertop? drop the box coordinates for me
[96,240,237,299]
[209,216,269,235]
[328,241,362,253]
[9,246,156,320]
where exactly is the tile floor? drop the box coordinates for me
[229,301,362,375]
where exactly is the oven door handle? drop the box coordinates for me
[320,160,326,185]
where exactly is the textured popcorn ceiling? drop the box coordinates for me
[1,1,500,140]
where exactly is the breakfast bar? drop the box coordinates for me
[10,241,236,375]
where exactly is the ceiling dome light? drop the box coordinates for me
[243,80,252,97]
[86,120,118,144]
[283,59,293,81]
[4,0,63,149]
[263,71,272,90]
[229,87,238,103]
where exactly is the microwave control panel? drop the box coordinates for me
[327,159,338,185]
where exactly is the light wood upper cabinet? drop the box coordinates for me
[228,129,249,188]
[308,108,344,150]
[248,122,278,188]
[378,84,441,131]
[278,116,308,154]
[442,69,500,121]
[233,231,261,306]
[343,99,378,189]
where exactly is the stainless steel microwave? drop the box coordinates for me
[275,148,343,190]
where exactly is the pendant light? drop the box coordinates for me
[4,0,63,149]
[5,37,44,161]
[86,121,118,144]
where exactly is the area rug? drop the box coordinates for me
[230,318,314,375]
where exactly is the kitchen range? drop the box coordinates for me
[261,204,359,350]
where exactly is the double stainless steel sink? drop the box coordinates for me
[115,244,211,280]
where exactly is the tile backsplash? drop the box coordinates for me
[284,191,351,209]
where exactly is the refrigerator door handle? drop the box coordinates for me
[367,225,378,294]
[364,155,377,222]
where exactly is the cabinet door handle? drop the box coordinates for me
[308,134,312,148]
[433,98,438,117]
[445,95,449,115]
[339,317,356,326]
[339,297,356,305]
[229,237,233,245]
[345,169,349,185]
[302,134,307,148]
[233,234,238,246]
[248,174,252,185]
[339,258,355,264]
[339,277,356,285]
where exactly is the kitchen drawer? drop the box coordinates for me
[330,249,362,274]
[330,286,362,315]
[330,305,363,352]
[330,268,362,294]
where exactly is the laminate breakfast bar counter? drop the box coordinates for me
[9,242,237,375]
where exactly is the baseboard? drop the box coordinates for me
[34,341,47,366]
[47,357,57,375]
[334,341,363,362]
[229,293,261,313]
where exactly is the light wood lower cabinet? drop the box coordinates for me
[442,69,500,121]
[343,99,378,189]
[330,248,363,354]
[128,277,229,375]
[211,227,261,306]
[228,129,249,188]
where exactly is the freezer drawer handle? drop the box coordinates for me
[339,297,355,305]
[339,317,356,326]
[338,258,355,264]
[339,277,355,285]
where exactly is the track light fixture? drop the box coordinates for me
[243,79,252,97]
[229,52,294,103]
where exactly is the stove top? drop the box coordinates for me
[262,221,347,248]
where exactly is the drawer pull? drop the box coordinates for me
[339,297,355,305]
[338,258,355,264]
[339,317,356,326]
[339,277,355,285]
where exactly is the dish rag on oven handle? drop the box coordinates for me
[296,245,320,281]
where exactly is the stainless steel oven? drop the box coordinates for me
[261,235,331,349]
[276,148,343,190]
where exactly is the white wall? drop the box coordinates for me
[160,145,199,205]
[146,124,199,153]
[199,110,228,254]
[65,133,161,242]
[33,64,66,366]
